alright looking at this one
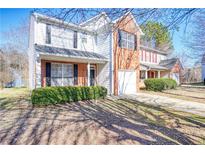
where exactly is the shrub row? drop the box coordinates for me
[144,78,177,91]
[31,86,107,106]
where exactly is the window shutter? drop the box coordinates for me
[134,35,137,50]
[73,31,78,48]
[74,64,78,85]
[118,30,122,47]
[46,62,51,86]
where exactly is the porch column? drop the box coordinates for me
[145,70,148,79]
[87,63,90,86]
[35,54,41,88]
[157,70,160,78]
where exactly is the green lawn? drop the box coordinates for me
[0,88,205,144]
[141,86,205,104]
[189,82,205,86]
[0,88,31,109]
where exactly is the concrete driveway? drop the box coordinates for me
[121,93,205,117]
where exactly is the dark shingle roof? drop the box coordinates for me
[159,58,178,69]
[141,63,168,70]
[35,44,108,61]
[140,45,168,55]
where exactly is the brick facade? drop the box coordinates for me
[41,60,89,87]
[113,14,141,95]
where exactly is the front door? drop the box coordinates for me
[90,69,95,86]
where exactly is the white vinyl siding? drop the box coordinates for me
[51,26,74,49]
[96,26,112,94]
[34,22,96,51]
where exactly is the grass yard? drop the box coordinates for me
[141,86,205,104]
[0,88,205,145]
[188,82,205,86]
[0,88,31,109]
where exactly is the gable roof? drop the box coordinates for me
[32,13,95,33]
[112,12,144,35]
[140,45,169,55]
[141,63,168,70]
[32,12,144,35]
[80,12,111,26]
[159,58,183,69]
[35,44,108,62]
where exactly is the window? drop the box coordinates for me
[140,71,146,79]
[152,53,154,63]
[46,24,51,44]
[51,63,74,86]
[81,32,87,43]
[73,31,78,48]
[119,30,136,50]
[146,52,149,62]
[154,53,157,63]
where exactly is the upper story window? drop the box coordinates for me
[140,50,159,63]
[46,24,51,44]
[81,32,87,44]
[118,30,136,50]
[73,31,78,48]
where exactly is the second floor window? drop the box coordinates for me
[46,24,51,44]
[81,32,87,44]
[118,30,136,50]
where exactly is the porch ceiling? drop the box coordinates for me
[35,44,108,64]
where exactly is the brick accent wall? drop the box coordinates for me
[113,14,141,95]
[160,70,170,78]
[78,63,87,86]
[40,60,88,87]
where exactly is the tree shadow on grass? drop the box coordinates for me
[0,98,203,145]
[57,99,197,144]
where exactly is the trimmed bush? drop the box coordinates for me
[31,86,107,106]
[144,78,177,91]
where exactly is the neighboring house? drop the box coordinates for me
[181,66,202,84]
[29,12,183,95]
[202,54,205,82]
[139,46,183,86]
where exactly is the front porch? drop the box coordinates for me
[41,60,98,87]
[34,44,109,89]
[139,63,170,88]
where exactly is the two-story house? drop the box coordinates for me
[139,45,183,87]
[29,12,183,95]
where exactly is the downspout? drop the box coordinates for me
[109,25,114,95]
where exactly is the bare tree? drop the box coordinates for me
[33,8,201,55]
[185,10,205,59]
[33,8,199,30]
[2,19,29,52]
[0,20,29,88]
[0,50,14,88]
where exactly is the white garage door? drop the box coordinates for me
[118,70,136,95]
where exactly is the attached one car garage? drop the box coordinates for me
[118,70,137,95]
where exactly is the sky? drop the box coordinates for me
[0,8,195,66]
